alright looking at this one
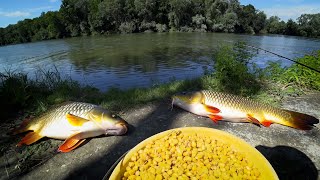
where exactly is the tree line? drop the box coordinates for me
[0,0,319,46]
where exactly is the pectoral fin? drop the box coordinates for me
[66,113,89,126]
[17,131,43,146]
[260,120,273,127]
[247,114,261,126]
[58,133,86,153]
[203,105,220,114]
[208,115,223,123]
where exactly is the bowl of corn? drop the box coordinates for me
[109,127,278,180]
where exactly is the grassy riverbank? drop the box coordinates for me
[1,44,319,120]
[0,44,319,178]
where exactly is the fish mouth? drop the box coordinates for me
[105,122,128,135]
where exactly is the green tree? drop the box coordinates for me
[297,13,320,37]
[60,0,91,36]
[235,4,266,34]
[192,14,206,29]
[154,0,169,25]
[168,0,193,29]
[252,11,266,33]
[266,16,286,34]
[134,0,158,31]
[204,0,223,27]
[285,19,299,36]
[16,20,32,43]
[87,0,104,34]
[134,0,157,22]
[221,12,238,32]
[1,0,319,46]
[98,0,125,32]
[0,28,4,45]
[235,4,256,33]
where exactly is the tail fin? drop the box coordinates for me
[11,117,31,135]
[285,110,319,130]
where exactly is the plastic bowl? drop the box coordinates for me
[109,127,278,180]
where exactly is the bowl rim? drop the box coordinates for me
[108,127,279,180]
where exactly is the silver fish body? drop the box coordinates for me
[13,102,128,152]
[172,90,319,130]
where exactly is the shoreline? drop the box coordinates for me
[1,94,319,179]
[0,46,319,179]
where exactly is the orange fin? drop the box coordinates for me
[11,117,32,135]
[17,132,43,146]
[284,110,319,130]
[204,105,220,114]
[208,115,223,123]
[58,133,86,153]
[261,120,273,127]
[247,114,261,126]
[66,113,89,126]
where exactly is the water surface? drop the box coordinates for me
[0,33,319,91]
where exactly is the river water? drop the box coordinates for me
[0,33,319,91]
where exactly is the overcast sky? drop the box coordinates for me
[0,0,319,28]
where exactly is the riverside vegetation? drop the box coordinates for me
[1,0,320,46]
[1,43,319,120]
[0,43,319,178]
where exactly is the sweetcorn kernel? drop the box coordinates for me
[121,131,261,180]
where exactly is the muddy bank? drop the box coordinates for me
[1,94,319,180]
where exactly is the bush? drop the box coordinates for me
[192,14,206,29]
[0,68,101,120]
[212,44,261,96]
[139,21,156,32]
[264,50,320,91]
[194,24,207,32]
[156,24,168,33]
[119,22,136,34]
[212,23,224,32]
[179,26,193,32]
[0,72,30,109]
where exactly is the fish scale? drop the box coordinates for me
[12,101,128,152]
[172,90,319,130]
[30,102,97,130]
[202,90,287,121]
[28,102,96,139]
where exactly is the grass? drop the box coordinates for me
[1,43,319,119]
[0,43,319,178]
[263,50,320,92]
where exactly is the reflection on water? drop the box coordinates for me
[0,33,319,91]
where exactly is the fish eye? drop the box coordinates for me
[182,92,187,95]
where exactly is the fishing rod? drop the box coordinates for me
[244,44,320,74]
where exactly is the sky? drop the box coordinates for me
[0,0,61,28]
[0,0,320,28]
[240,0,320,21]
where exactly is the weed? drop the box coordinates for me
[1,44,319,179]
[263,50,320,92]
[211,44,262,96]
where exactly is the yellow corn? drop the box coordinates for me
[121,131,261,180]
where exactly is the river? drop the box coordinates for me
[0,32,319,91]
